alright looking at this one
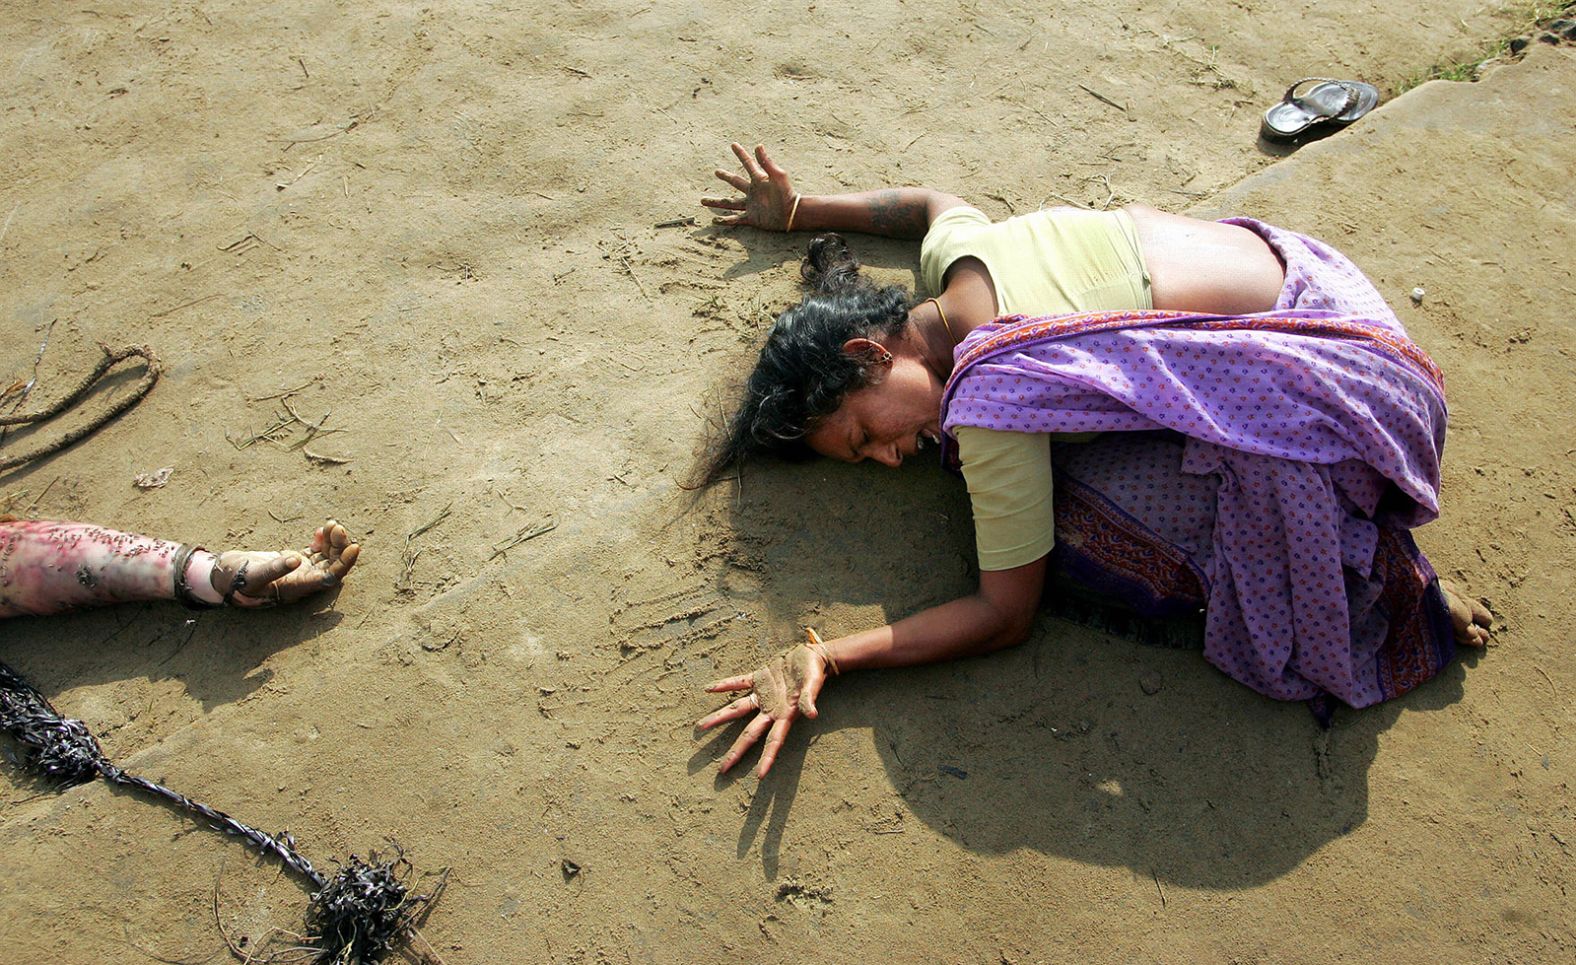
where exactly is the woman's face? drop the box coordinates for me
[805,355,944,468]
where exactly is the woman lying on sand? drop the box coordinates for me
[694,143,1492,777]
[0,518,357,617]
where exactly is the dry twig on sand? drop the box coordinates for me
[150,294,224,318]
[1077,83,1128,113]
[247,377,322,403]
[488,516,557,561]
[227,398,341,453]
[303,449,351,466]
[397,503,452,592]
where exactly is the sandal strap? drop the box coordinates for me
[1283,77,1358,119]
[171,544,221,610]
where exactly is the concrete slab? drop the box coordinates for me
[1189,46,1576,958]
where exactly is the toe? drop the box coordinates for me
[1470,597,1494,630]
[1441,579,1495,646]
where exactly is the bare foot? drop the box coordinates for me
[210,520,360,608]
[1440,579,1493,648]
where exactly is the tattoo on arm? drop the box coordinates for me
[867,190,930,238]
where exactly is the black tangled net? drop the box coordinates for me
[0,661,104,786]
[307,847,444,965]
[1,660,444,964]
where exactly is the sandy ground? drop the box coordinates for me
[1,1,1572,962]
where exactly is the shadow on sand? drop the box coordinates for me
[0,596,346,717]
[695,455,1467,889]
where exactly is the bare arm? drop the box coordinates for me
[697,557,1045,776]
[792,188,967,240]
[0,520,194,616]
[702,143,968,239]
[824,558,1045,669]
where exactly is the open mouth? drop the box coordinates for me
[915,429,941,452]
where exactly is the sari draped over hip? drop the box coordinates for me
[938,218,1455,709]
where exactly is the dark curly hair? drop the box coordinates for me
[693,233,913,487]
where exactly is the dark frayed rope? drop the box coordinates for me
[99,764,327,887]
[0,659,443,964]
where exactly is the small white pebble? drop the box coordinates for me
[1410,287,1426,304]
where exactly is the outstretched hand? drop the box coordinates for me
[212,519,360,608]
[701,142,798,231]
[696,642,832,777]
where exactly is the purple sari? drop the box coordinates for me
[939,219,1455,710]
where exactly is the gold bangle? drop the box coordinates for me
[805,626,839,676]
[785,193,802,233]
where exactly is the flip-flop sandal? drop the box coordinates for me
[1259,77,1381,143]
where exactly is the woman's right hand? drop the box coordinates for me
[695,642,831,777]
[701,143,798,231]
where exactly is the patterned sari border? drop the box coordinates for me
[942,309,1446,409]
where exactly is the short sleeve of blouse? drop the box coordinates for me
[956,425,1056,572]
[919,206,992,294]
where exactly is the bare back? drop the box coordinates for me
[1126,205,1286,315]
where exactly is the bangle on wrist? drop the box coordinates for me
[785,193,803,233]
[806,626,839,676]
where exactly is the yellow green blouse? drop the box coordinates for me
[921,205,1151,571]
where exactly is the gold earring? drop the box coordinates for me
[880,351,894,363]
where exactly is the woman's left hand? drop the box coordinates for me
[701,143,798,231]
[696,643,830,777]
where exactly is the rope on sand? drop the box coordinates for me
[0,659,445,964]
[0,343,161,473]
